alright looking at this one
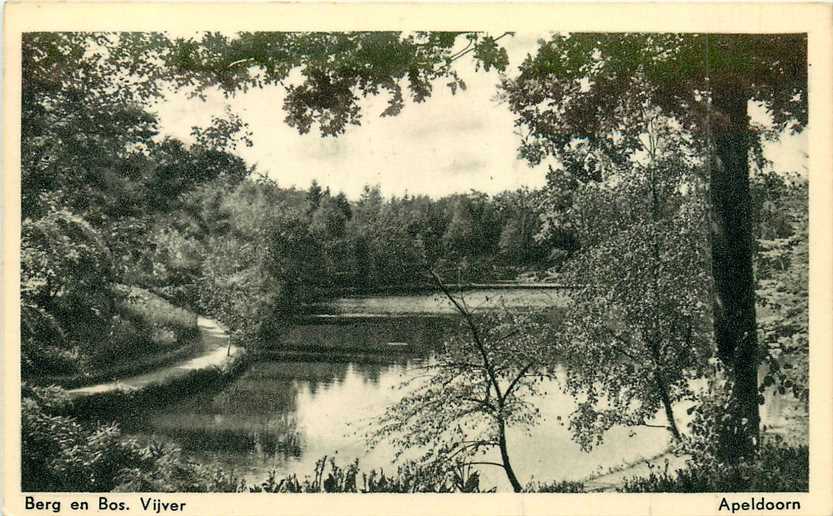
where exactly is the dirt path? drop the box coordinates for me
[67,317,244,398]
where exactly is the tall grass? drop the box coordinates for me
[118,286,198,337]
[82,287,199,378]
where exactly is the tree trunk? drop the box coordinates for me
[497,417,523,492]
[709,84,760,465]
[655,372,682,441]
[646,162,682,443]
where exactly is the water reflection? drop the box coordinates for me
[121,356,429,481]
[119,289,799,491]
[271,315,456,353]
[122,351,674,491]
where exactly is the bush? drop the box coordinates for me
[83,287,197,370]
[22,384,146,491]
[21,209,116,375]
[86,315,140,367]
[618,440,808,492]
[113,442,241,493]
[617,374,808,493]
[27,287,199,385]
[21,208,200,381]
[119,286,198,341]
[121,454,488,493]
[240,457,485,493]
[22,384,233,492]
[22,343,82,377]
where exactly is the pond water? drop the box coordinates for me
[117,290,799,492]
[121,355,673,491]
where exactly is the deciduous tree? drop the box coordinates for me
[502,33,807,465]
[370,273,558,492]
[558,153,712,448]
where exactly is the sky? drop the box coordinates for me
[153,33,808,200]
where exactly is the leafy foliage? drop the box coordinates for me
[554,147,712,448]
[22,384,239,492]
[503,31,808,464]
[168,32,510,136]
[20,32,252,378]
[22,384,488,494]
[620,427,808,492]
[18,31,810,494]
[164,177,559,349]
[242,456,484,493]
[524,480,586,493]
[22,384,149,492]
[502,33,806,176]
[755,175,809,404]
[22,33,170,220]
[21,209,115,375]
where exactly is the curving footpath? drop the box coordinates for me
[67,317,245,399]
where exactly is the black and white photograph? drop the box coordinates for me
[3,3,831,514]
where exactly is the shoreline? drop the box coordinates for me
[64,317,248,413]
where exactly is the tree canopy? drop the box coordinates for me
[166,31,511,135]
[502,33,806,176]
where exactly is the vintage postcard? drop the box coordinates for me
[3,2,832,515]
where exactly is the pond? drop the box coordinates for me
[121,355,672,491]
[116,289,755,491]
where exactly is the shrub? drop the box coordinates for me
[113,442,241,493]
[108,452,487,493]
[22,384,233,493]
[23,343,82,377]
[119,286,198,340]
[22,384,147,491]
[21,210,116,374]
[82,287,198,372]
[615,379,807,492]
[615,371,808,493]
[21,208,199,381]
[86,315,142,367]
[618,440,808,492]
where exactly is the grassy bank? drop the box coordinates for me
[29,287,199,388]
[67,347,249,418]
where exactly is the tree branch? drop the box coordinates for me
[460,396,497,413]
[504,362,535,399]
[447,32,512,64]
[600,325,641,363]
[447,39,475,63]
[440,360,487,371]
[636,423,672,430]
[494,329,521,344]
[464,461,506,469]
[447,440,496,460]
[431,270,504,403]
[226,57,256,69]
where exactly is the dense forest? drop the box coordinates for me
[19,32,809,493]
